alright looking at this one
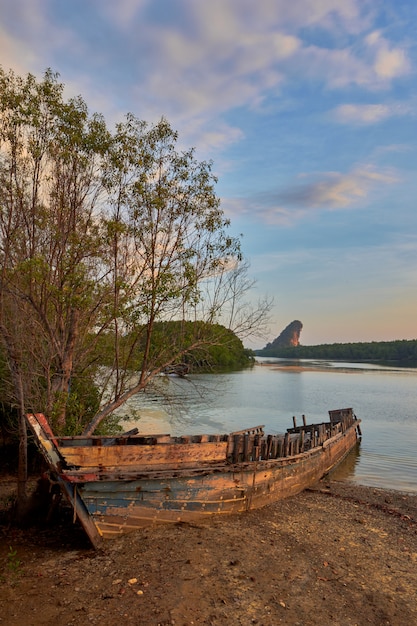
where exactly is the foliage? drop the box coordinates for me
[7,546,21,576]
[49,372,102,436]
[0,66,269,448]
[0,66,111,441]
[256,339,417,363]
[93,321,253,372]
[147,321,254,371]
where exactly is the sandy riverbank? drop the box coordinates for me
[255,361,362,374]
[1,478,416,625]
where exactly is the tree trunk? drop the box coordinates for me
[11,358,29,522]
[50,309,80,431]
[16,408,28,519]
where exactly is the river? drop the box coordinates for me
[121,358,417,494]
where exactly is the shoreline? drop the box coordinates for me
[255,361,374,374]
[1,478,416,625]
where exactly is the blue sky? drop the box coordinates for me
[1,0,416,347]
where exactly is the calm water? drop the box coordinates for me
[122,359,417,494]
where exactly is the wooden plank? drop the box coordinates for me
[58,478,103,549]
[243,434,250,461]
[266,434,273,459]
[328,408,353,423]
[59,441,228,469]
[25,414,62,470]
[229,425,264,436]
[58,434,172,446]
[232,434,241,463]
[284,432,290,457]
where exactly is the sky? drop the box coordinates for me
[1,0,416,347]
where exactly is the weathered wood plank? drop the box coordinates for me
[229,425,264,436]
[58,434,173,446]
[26,413,62,470]
[232,434,241,463]
[59,441,228,469]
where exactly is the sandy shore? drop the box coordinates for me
[1,478,416,625]
[255,361,361,374]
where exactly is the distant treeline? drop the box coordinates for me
[255,339,417,363]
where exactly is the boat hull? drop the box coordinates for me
[77,424,358,539]
[26,410,361,547]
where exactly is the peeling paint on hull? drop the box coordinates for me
[26,410,361,548]
[84,427,358,538]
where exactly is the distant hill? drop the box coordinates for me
[257,320,303,354]
[255,325,417,363]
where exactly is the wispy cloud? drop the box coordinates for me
[289,167,399,208]
[0,0,413,150]
[332,102,413,125]
[276,165,399,210]
[97,0,149,29]
[296,32,411,92]
[224,164,400,225]
[135,22,300,121]
[366,30,411,80]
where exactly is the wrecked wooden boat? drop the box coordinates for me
[162,362,189,377]
[26,408,361,548]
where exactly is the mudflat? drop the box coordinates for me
[1,479,416,626]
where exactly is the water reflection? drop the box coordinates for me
[328,444,361,482]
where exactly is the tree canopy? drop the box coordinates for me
[256,339,417,363]
[0,67,269,448]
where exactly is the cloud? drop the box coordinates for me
[0,0,52,74]
[99,1,395,125]
[0,25,35,76]
[366,30,411,80]
[96,0,149,29]
[224,164,400,225]
[295,46,372,89]
[372,143,413,157]
[0,0,413,157]
[177,118,245,155]
[276,166,399,209]
[332,102,413,125]
[295,35,411,92]
[132,3,411,125]
[286,20,411,93]
[138,23,300,122]
[375,47,409,79]
[0,2,93,82]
